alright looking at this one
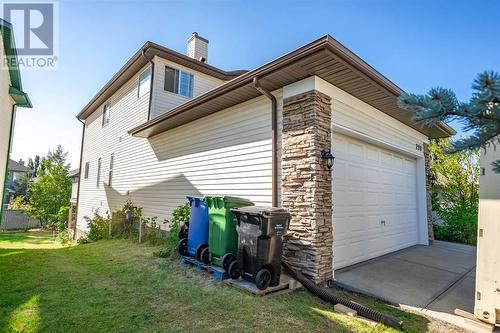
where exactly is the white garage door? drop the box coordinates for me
[332,133,419,269]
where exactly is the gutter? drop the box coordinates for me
[252,77,278,207]
[0,105,17,226]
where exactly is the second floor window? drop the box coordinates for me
[138,67,151,98]
[102,102,110,126]
[84,162,89,179]
[96,158,101,188]
[108,153,114,187]
[164,65,193,98]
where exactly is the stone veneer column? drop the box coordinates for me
[423,143,435,243]
[281,89,333,284]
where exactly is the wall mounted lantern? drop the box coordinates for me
[321,149,335,170]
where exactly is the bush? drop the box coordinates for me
[79,201,190,254]
[85,212,112,241]
[434,201,478,245]
[112,200,141,237]
[154,203,190,258]
[141,216,166,246]
[56,229,74,245]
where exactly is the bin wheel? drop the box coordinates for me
[228,261,241,280]
[255,268,271,290]
[222,253,236,271]
[177,238,188,256]
[195,244,207,261]
[200,247,210,264]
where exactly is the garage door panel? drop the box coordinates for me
[348,165,364,182]
[333,133,419,269]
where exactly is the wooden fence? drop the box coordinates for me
[0,209,40,230]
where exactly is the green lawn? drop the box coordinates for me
[0,230,459,333]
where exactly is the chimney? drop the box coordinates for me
[187,32,208,63]
[19,159,24,166]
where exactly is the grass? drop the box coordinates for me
[0,230,461,333]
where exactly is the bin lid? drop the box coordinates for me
[205,196,254,208]
[186,196,206,207]
[231,206,290,217]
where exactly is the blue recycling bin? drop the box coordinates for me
[186,196,210,262]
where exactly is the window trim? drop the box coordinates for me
[138,67,152,98]
[102,102,110,127]
[96,158,102,188]
[164,65,193,98]
[84,162,89,179]
[108,153,114,187]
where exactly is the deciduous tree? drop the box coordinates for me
[28,146,71,226]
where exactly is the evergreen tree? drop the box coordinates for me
[398,71,500,172]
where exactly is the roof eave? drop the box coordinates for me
[77,41,247,121]
[1,19,31,108]
[9,86,32,108]
[129,35,452,140]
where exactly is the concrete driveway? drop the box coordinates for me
[332,241,476,324]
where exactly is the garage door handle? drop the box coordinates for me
[380,220,386,226]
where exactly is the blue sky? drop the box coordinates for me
[10,0,500,168]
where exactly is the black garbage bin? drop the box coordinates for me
[229,206,290,290]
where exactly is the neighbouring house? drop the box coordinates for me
[0,19,32,222]
[4,159,31,206]
[75,33,455,283]
[68,168,79,231]
[475,146,500,326]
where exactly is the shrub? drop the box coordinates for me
[56,229,74,245]
[141,216,166,246]
[154,203,190,258]
[85,212,112,241]
[112,200,141,237]
[434,200,478,245]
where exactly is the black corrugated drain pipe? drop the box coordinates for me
[282,261,403,330]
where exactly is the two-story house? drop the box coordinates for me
[4,159,30,206]
[76,33,454,284]
[0,19,32,221]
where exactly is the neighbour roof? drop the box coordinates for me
[8,159,30,172]
[129,35,455,139]
[77,41,247,120]
[68,168,80,179]
[0,19,32,108]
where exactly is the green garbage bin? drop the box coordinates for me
[206,196,254,269]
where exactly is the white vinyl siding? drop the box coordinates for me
[76,63,278,233]
[150,56,224,119]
